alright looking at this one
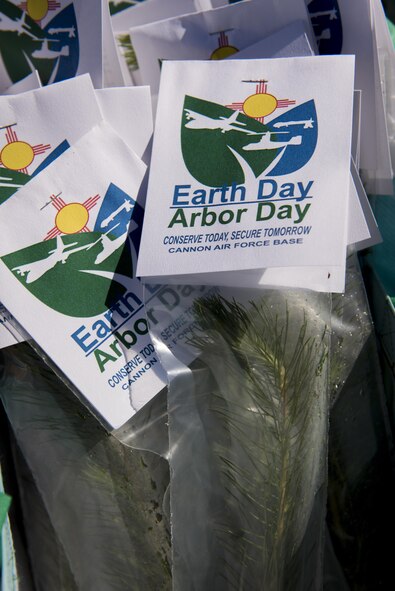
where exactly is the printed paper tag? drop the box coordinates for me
[0,0,103,90]
[137,56,355,286]
[0,75,101,198]
[111,0,204,85]
[229,25,380,261]
[0,122,166,429]
[129,0,314,95]
[0,74,103,348]
[306,0,393,191]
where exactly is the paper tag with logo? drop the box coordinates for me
[306,0,393,193]
[111,0,206,85]
[0,122,167,429]
[230,24,380,258]
[0,74,103,348]
[0,75,101,206]
[0,0,103,90]
[0,78,155,349]
[230,24,380,260]
[129,0,314,95]
[137,57,355,286]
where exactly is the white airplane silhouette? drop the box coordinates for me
[12,234,102,283]
[13,237,80,283]
[31,39,69,60]
[311,9,338,21]
[101,199,134,228]
[0,11,38,38]
[243,132,302,151]
[48,26,76,38]
[185,109,259,135]
[0,174,25,189]
[273,118,314,130]
[94,232,128,265]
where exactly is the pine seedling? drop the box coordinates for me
[188,292,330,590]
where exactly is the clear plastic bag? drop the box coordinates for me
[326,326,395,589]
[0,343,171,591]
[326,254,395,589]
[147,284,332,590]
[329,252,375,405]
[0,252,384,590]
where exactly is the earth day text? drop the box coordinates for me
[168,179,313,228]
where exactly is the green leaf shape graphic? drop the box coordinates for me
[2,232,133,317]
[181,95,279,187]
[0,168,30,205]
[0,0,49,83]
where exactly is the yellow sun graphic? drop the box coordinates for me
[227,80,295,124]
[0,124,51,174]
[211,45,238,60]
[210,30,238,61]
[45,193,101,240]
[0,141,34,171]
[55,203,90,235]
[242,93,278,119]
[19,0,61,23]
[27,0,49,20]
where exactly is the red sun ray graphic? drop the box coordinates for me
[210,29,238,60]
[44,193,101,240]
[227,80,296,124]
[0,124,51,175]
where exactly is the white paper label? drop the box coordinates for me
[0,123,167,429]
[137,56,355,285]
[0,1,103,90]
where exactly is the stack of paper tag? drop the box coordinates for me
[0,0,106,88]
[114,0,393,193]
[0,74,168,429]
[0,0,392,430]
[128,0,316,94]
